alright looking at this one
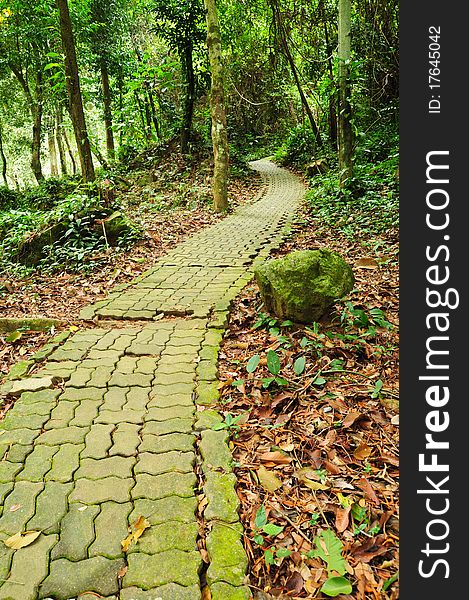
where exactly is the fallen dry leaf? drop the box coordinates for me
[258,465,282,492]
[355,257,379,269]
[121,515,151,552]
[4,530,41,549]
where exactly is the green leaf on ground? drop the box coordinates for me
[267,349,281,375]
[246,354,260,373]
[321,576,353,597]
[294,356,306,375]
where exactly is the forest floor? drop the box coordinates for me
[0,156,399,599]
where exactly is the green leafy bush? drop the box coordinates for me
[274,125,321,168]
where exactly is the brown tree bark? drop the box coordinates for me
[9,64,45,182]
[62,126,77,175]
[55,109,68,175]
[204,0,229,212]
[101,61,115,160]
[0,120,8,187]
[56,0,95,182]
[338,0,353,185]
[48,123,59,177]
[180,42,195,154]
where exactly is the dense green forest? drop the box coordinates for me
[0,0,398,273]
[0,1,399,598]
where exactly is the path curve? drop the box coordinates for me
[0,160,305,600]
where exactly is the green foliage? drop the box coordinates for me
[274,125,320,168]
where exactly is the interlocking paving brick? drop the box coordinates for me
[89,501,132,559]
[76,456,135,480]
[130,496,198,525]
[37,426,88,446]
[51,503,100,561]
[40,556,126,599]
[204,471,240,523]
[28,482,73,534]
[82,424,114,459]
[128,521,198,555]
[0,481,44,535]
[70,477,134,504]
[206,523,248,586]
[145,405,194,422]
[138,432,195,454]
[124,550,202,589]
[120,585,201,600]
[132,472,196,500]
[17,445,59,481]
[0,159,303,598]
[110,423,141,457]
[0,533,57,600]
[135,451,195,475]
[142,418,193,436]
[46,443,84,482]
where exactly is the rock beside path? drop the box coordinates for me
[255,249,354,323]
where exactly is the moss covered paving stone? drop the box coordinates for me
[0,159,304,598]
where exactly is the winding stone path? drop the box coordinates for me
[0,160,305,600]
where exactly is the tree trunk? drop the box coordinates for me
[147,89,160,139]
[180,41,195,154]
[270,0,322,148]
[101,61,115,160]
[204,0,229,212]
[62,126,77,175]
[56,109,68,175]
[48,125,59,177]
[57,0,95,182]
[9,64,45,183]
[0,121,8,187]
[338,0,353,185]
[320,0,337,147]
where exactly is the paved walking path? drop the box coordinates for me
[0,160,305,600]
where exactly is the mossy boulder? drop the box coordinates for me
[255,249,354,323]
[101,211,139,245]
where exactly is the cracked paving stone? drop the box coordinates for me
[70,477,134,504]
[27,482,73,534]
[145,405,194,422]
[108,372,153,388]
[19,389,61,404]
[139,433,195,454]
[82,424,114,459]
[0,482,43,535]
[124,387,150,412]
[0,428,40,446]
[46,443,84,482]
[120,585,201,600]
[109,423,141,457]
[152,383,194,397]
[89,501,132,559]
[95,409,144,425]
[0,461,22,483]
[147,392,194,409]
[75,456,135,480]
[0,443,32,463]
[16,445,59,482]
[102,387,129,411]
[51,503,100,561]
[127,521,198,554]
[39,556,126,599]
[70,399,102,427]
[142,418,193,436]
[135,451,195,476]
[132,472,196,500]
[0,533,57,600]
[124,549,202,589]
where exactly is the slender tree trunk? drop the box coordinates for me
[0,121,8,187]
[56,110,68,175]
[320,0,337,147]
[338,0,353,185]
[57,0,95,182]
[134,91,150,141]
[101,61,115,160]
[204,0,229,212]
[9,64,45,183]
[180,42,195,154]
[48,125,59,177]
[147,89,160,139]
[270,0,322,148]
[62,127,77,175]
